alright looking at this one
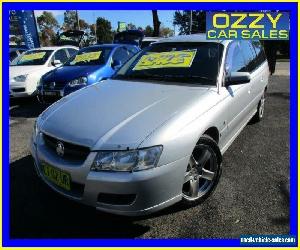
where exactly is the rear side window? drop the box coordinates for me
[251,41,267,67]
[240,41,257,72]
[126,46,139,57]
[112,47,131,64]
[226,42,247,73]
[10,51,18,62]
[54,49,68,63]
[67,48,78,57]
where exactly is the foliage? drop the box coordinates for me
[127,23,136,30]
[173,10,206,35]
[96,17,113,43]
[36,11,59,46]
[63,10,78,30]
[89,24,96,36]
[144,25,154,36]
[79,19,89,30]
[160,26,174,37]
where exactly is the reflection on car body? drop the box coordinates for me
[30,34,269,216]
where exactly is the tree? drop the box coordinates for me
[36,11,59,46]
[152,10,161,37]
[63,10,78,30]
[173,10,206,35]
[127,23,136,30]
[79,19,89,30]
[96,17,113,43]
[160,26,174,37]
[90,24,96,36]
[144,25,154,36]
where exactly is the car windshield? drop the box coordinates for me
[11,50,53,66]
[64,47,112,66]
[113,42,224,85]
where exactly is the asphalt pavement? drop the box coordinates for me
[9,62,290,238]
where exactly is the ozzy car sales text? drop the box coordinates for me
[206,12,289,40]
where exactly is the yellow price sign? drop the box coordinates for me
[20,52,46,61]
[133,50,197,71]
[73,51,102,63]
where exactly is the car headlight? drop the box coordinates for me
[67,76,88,87]
[13,74,28,82]
[91,146,163,172]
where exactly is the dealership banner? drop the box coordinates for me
[206,12,289,40]
[16,10,40,49]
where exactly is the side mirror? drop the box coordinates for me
[225,72,251,86]
[111,59,122,69]
[52,59,62,67]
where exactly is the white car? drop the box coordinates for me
[141,37,161,49]
[9,46,78,98]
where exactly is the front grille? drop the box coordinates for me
[12,87,25,92]
[43,81,66,90]
[43,133,90,162]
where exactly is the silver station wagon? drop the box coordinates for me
[30,34,269,216]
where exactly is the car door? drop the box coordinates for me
[249,41,269,106]
[222,41,252,142]
[239,40,263,112]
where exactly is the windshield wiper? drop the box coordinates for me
[152,75,215,83]
[114,74,215,84]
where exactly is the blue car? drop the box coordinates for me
[37,44,139,103]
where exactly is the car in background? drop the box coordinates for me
[57,30,85,48]
[37,44,139,103]
[113,30,144,47]
[30,35,268,215]
[141,37,161,49]
[10,46,78,98]
[9,47,28,64]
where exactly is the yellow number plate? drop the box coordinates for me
[43,163,71,191]
[133,50,197,70]
[20,52,46,61]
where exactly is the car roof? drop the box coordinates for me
[30,46,78,51]
[87,44,137,49]
[156,34,230,46]
[9,48,28,52]
[143,37,161,41]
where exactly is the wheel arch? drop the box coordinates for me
[202,126,220,144]
[195,126,222,165]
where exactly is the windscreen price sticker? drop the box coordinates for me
[20,52,46,61]
[73,51,102,63]
[206,12,289,40]
[133,50,197,70]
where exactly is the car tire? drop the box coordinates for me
[181,135,222,206]
[252,91,266,123]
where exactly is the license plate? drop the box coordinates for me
[42,163,71,191]
[44,91,59,96]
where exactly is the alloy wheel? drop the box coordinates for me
[182,144,218,201]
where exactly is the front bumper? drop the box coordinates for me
[30,134,188,216]
[37,84,85,102]
[10,81,33,98]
